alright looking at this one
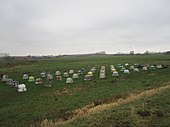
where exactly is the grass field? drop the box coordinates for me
[0,55,170,127]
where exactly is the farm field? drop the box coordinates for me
[0,55,170,127]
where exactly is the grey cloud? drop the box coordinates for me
[0,0,170,55]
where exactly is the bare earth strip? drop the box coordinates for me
[40,82,170,127]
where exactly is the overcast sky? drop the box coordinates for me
[0,0,170,56]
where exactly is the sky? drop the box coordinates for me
[0,0,170,56]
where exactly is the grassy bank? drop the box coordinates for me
[0,55,169,126]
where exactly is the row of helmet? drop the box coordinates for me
[23,73,53,87]
[21,64,166,84]
[119,63,165,70]
[1,75,27,92]
[21,68,86,85]
[118,63,165,73]
[56,68,86,83]
[65,68,88,83]
[2,64,167,91]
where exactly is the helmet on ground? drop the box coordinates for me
[124,69,130,74]
[112,71,119,77]
[35,78,43,85]
[23,74,29,80]
[28,76,35,82]
[66,77,73,84]
[2,75,9,82]
[63,72,69,77]
[129,66,134,70]
[142,67,148,71]
[87,71,93,76]
[72,73,79,79]
[55,71,61,76]
[69,70,74,74]
[17,84,27,92]
[84,75,92,81]
[134,68,139,72]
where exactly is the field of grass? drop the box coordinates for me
[0,55,170,127]
[62,86,170,127]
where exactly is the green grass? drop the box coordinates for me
[65,88,170,127]
[0,55,170,127]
